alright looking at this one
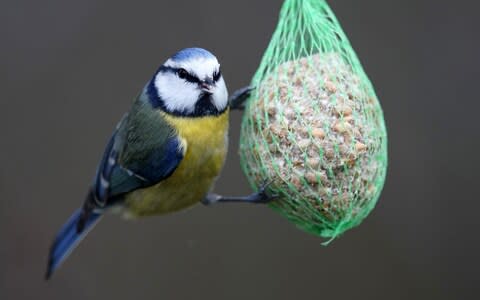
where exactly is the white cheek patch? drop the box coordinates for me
[212,77,228,111]
[154,72,200,114]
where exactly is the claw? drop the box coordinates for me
[229,85,256,110]
[255,180,278,203]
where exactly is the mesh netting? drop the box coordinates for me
[239,0,388,242]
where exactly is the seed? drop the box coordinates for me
[268,92,275,101]
[267,105,277,117]
[305,172,317,185]
[291,176,302,189]
[295,76,303,86]
[355,142,367,152]
[284,108,295,119]
[293,159,303,167]
[325,80,337,93]
[324,148,335,159]
[298,139,311,149]
[335,105,353,116]
[339,145,349,155]
[343,106,353,116]
[318,171,328,182]
[307,158,320,168]
[268,144,277,153]
[269,124,281,135]
[279,87,288,98]
[312,128,325,139]
[333,121,351,133]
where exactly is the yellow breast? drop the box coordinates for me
[124,109,229,217]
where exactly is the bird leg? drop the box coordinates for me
[203,182,277,205]
[229,86,254,110]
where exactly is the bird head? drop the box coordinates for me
[147,48,228,117]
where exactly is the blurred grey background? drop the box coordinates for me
[1,0,479,299]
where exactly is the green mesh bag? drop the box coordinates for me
[239,0,388,242]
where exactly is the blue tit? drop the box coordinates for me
[46,48,273,279]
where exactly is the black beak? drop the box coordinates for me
[200,78,214,92]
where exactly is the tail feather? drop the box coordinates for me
[45,209,102,280]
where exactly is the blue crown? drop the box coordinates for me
[170,48,216,62]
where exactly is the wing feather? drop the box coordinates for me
[93,93,184,206]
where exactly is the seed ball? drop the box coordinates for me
[240,52,387,240]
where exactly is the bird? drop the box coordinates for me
[45,47,273,280]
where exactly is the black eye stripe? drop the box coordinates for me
[184,72,199,84]
[158,66,199,83]
[213,69,221,82]
[177,68,188,79]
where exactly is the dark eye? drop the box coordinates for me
[177,68,188,79]
[213,69,221,82]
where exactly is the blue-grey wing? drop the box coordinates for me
[93,100,184,206]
